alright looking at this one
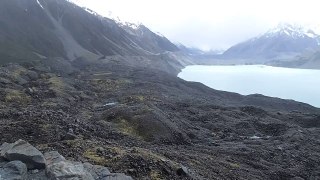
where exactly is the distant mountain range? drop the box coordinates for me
[222,23,320,63]
[0,0,179,64]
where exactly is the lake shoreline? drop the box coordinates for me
[179,65,320,107]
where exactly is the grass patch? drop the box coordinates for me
[116,118,145,140]
[150,170,163,180]
[5,90,31,104]
[83,149,107,165]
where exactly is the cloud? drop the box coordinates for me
[70,0,320,50]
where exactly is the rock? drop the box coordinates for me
[1,140,46,170]
[96,147,105,154]
[291,177,304,180]
[45,151,133,180]
[84,163,111,179]
[46,160,94,180]
[104,173,133,180]
[176,165,189,176]
[1,142,13,159]
[0,161,27,180]
[26,70,39,81]
[44,151,66,165]
[45,151,94,180]
[62,128,77,140]
[63,132,77,140]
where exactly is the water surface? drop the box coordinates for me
[178,65,320,107]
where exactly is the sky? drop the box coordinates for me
[70,0,320,51]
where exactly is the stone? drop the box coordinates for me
[176,165,189,176]
[0,142,14,159]
[44,151,66,165]
[46,160,94,180]
[96,147,105,154]
[63,129,77,140]
[84,163,111,179]
[104,173,133,180]
[0,161,27,180]
[45,151,94,180]
[2,140,46,170]
[45,151,133,180]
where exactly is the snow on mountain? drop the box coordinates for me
[36,0,44,9]
[222,23,320,62]
[260,23,320,39]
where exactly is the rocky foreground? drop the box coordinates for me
[0,139,132,179]
[0,59,320,179]
[0,138,191,180]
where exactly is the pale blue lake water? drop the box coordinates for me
[178,65,320,107]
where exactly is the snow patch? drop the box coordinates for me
[36,0,44,9]
[250,135,262,139]
[258,23,320,40]
[84,8,98,16]
[156,32,165,38]
[104,102,118,106]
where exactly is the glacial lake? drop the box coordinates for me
[178,65,320,108]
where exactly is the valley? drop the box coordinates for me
[0,0,320,179]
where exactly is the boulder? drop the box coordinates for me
[45,151,133,180]
[44,151,66,165]
[1,140,46,170]
[83,163,111,179]
[0,142,133,180]
[46,160,94,180]
[0,161,27,180]
[176,165,189,176]
[63,132,78,140]
[104,173,134,180]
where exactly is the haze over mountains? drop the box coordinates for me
[184,23,320,68]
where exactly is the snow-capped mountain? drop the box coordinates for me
[264,23,320,40]
[222,23,320,62]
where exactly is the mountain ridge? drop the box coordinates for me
[0,0,179,64]
[222,23,320,62]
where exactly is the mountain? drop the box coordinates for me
[222,23,320,62]
[0,0,179,64]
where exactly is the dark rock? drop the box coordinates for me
[0,161,27,180]
[25,71,39,81]
[63,132,77,140]
[177,165,189,176]
[1,140,46,170]
[83,163,111,179]
[96,147,105,154]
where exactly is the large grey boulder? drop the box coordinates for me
[45,152,133,180]
[45,151,94,180]
[0,161,28,180]
[46,160,95,180]
[104,173,134,180]
[1,142,133,180]
[83,163,111,179]
[1,140,46,170]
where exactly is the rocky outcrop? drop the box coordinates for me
[0,140,46,170]
[0,140,133,180]
[0,161,27,180]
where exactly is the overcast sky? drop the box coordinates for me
[70,0,320,51]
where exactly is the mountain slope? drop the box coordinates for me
[0,0,179,64]
[222,23,320,62]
